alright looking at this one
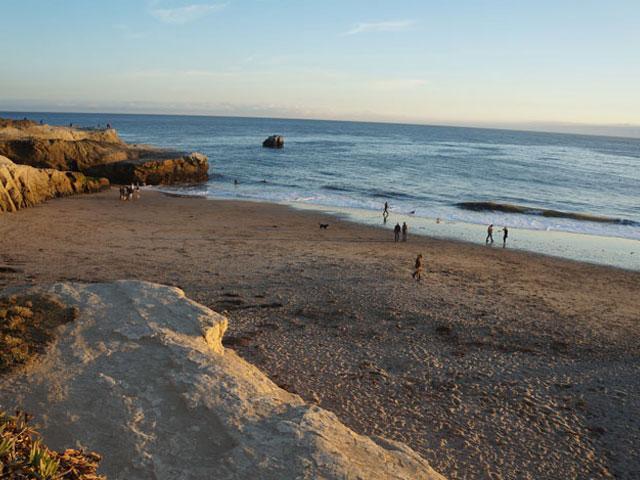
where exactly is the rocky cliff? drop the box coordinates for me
[0,156,109,213]
[0,118,208,185]
[0,281,445,480]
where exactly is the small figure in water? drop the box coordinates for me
[412,254,424,281]
[234,179,239,186]
[502,226,509,248]
[436,217,441,224]
[383,202,389,223]
[402,222,408,242]
[394,223,401,242]
[486,224,494,244]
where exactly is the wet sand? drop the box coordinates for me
[1,188,638,479]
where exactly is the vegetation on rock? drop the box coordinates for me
[0,410,105,479]
[0,294,76,374]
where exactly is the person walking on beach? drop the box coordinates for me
[383,202,389,223]
[486,224,494,244]
[394,223,401,242]
[402,222,408,242]
[502,226,509,248]
[412,254,424,281]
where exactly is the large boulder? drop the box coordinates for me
[0,119,209,185]
[262,135,284,149]
[0,156,109,213]
[0,281,444,480]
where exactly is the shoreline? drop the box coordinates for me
[1,189,639,479]
[157,187,640,272]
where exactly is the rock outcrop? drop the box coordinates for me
[0,118,209,185]
[0,281,444,480]
[262,135,284,148]
[84,152,209,185]
[0,156,109,213]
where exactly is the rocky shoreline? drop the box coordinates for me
[0,118,209,186]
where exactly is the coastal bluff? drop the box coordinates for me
[0,280,444,480]
[0,156,108,213]
[0,118,208,185]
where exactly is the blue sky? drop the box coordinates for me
[1,0,639,132]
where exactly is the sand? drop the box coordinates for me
[1,188,638,479]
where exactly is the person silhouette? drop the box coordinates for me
[402,222,408,242]
[486,224,494,244]
[502,226,509,248]
[394,223,401,242]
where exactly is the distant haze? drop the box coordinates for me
[1,0,639,137]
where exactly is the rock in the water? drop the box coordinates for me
[0,156,109,213]
[0,281,444,480]
[262,135,284,148]
[0,118,209,186]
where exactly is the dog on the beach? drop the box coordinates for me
[319,223,330,229]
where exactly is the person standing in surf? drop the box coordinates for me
[383,202,389,223]
[486,224,494,244]
[394,223,401,242]
[402,222,408,242]
[502,226,509,248]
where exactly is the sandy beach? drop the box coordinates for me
[1,188,638,479]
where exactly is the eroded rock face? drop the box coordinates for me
[0,281,444,480]
[0,119,209,185]
[0,156,109,213]
[84,152,209,185]
[0,137,128,171]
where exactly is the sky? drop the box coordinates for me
[1,0,639,135]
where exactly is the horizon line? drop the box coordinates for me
[2,108,639,141]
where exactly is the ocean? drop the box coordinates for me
[4,112,640,269]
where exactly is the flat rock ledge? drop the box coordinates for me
[0,281,444,480]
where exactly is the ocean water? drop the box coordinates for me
[4,112,640,268]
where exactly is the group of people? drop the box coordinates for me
[393,222,408,242]
[486,224,509,248]
[119,183,141,201]
[383,202,424,281]
[382,202,512,283]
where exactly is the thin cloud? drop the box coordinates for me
[149,3,226,24]
[344,20,415,36]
